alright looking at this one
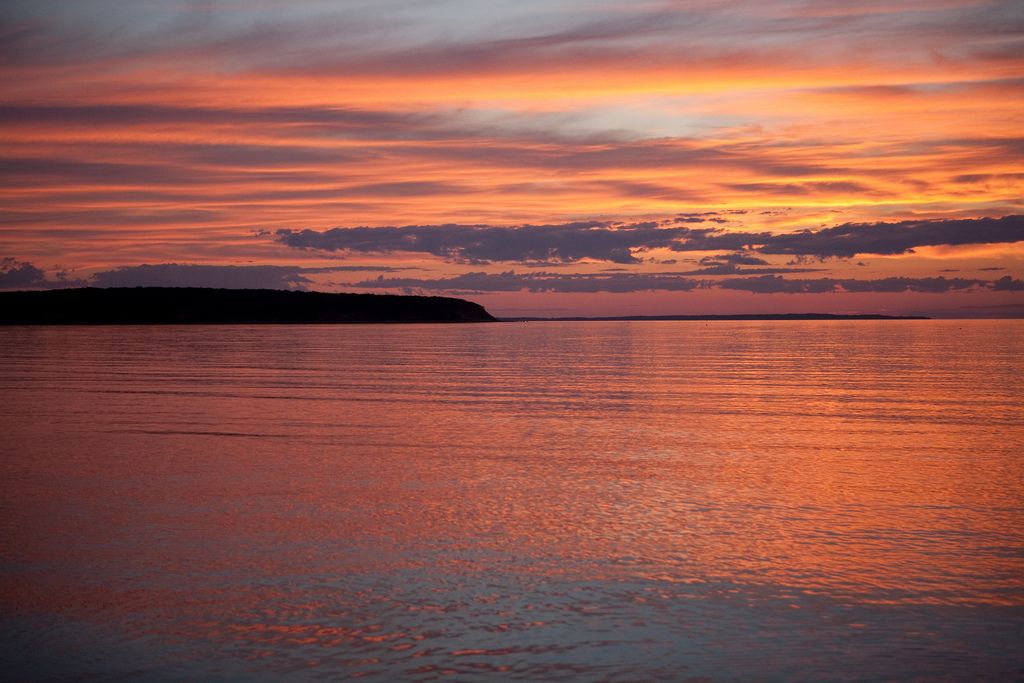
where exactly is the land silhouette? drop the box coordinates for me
[0,288,497,324]
[0,287,930,324]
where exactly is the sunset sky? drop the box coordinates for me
[2,0,1022,316]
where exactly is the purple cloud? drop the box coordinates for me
[278,215,1024,264]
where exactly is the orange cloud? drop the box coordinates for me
[1,0,1021,314]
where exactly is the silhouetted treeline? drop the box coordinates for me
[0,288,497,324]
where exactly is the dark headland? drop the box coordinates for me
[0,287,497,324]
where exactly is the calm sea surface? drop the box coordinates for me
[1,321,1022,681]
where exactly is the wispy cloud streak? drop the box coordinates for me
[1,0,1021,312]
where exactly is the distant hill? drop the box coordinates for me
[0,287,497,324]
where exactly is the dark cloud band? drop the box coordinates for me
[277,222,673,264]
[355,271,1022,295]
[4,260,1021,295]
[0,261,411,291]
[277,215,1024,263]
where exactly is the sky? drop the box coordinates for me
[1,0,1022,317]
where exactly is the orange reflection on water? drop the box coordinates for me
[0,321,1021,679]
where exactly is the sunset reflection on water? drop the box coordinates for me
[1,321,1022,680]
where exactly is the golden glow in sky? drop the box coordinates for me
[1,0,1022,315]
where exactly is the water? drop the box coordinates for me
[0,321,1022,681]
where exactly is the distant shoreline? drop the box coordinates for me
[0,288,936,324]
[502,313,930,321]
